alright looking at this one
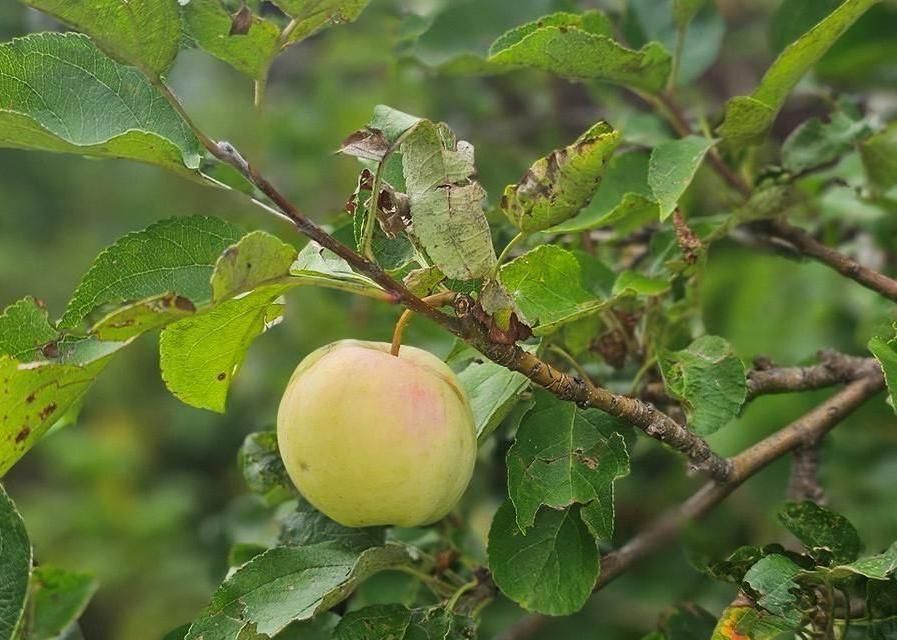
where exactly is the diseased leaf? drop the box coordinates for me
[648,135,716,221]
[488,501,599,616]
[782,111,871,174]
[457,359,529,441]
[61,216,243,329]
[718,0,878,147]
[0,342,121,476]
[743,554,804,625]
[334,604,474,640]
[860,122,897,191]
[777,501,862,564]
[485,12,672,94]
[0,484,30,640]
[502,121,621,232]
[183,0,281,79]
[548,150,658,233]
[271,0,372,44]
[499,245,609,335]
[401,120,496,280]
[24,566,99,640]
[0,33,203,176]
[711,603,796,640]
[869,330,897,413]
[21,0,180,76]
[185,544,412,640]
[89,293,196,342]
[0,298,56,361]
[507,389,629,539]
[659,335,746,435]
[704,544,787,584]
[159,284,289,413]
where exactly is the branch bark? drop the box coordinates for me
[597,371,884,589]
[747,350,880,399]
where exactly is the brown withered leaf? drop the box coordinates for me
[337,127,390,161]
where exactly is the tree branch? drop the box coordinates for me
[597,370,884,589]
[756,219,897,303]
[787,444,826,504]
[747,350,880,400]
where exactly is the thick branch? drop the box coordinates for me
[747,350,880,399]
[597,371,884,589]
[759,219,897,303]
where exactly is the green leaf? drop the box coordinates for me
[211,231,297,302]
[238,431,295,503]
[486,13,672,94]
[185,544,412,639]
[718,0,878,147]
[0,298,56,361]
[457,359,529,441]
[659,335,746,435]
[743,554,804,625]
[20,0,180,76]
[334,604,474,640]
[279,500,385,553]
[499,245,609,335]
[507,389,630,539]
[488,501,599,616]
[548,150,659,233]
[270,0,372,44]
[0,33,203,177]
[612,271,671,297]
[333,604,410,639]
[860,122,897,191]
[869,330,897,413]
[183,0,281,79]
[673,0,707,29]
[61,216,243,330]
[0,485,31,640]
[400,120,496,280]
[782,111,871,174]
[704,544,787,584]
[648,135,716,221]
[777,501,862,564]
[829,541,897,580]
[159,284,289,412]
[369,105,422,146]
[23,566,98,640]
[501,121,621,232]
[654,603,717,640]
[290,241,387,300]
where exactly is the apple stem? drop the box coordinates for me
[390,291,458,356]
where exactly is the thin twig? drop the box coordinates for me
[757,219,897,303]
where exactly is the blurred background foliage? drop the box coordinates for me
[2,0,897,638]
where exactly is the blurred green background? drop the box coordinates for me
[2,1,897,638]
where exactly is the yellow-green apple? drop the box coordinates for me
[277,340,477,527]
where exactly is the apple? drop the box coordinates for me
[277,340,477,527]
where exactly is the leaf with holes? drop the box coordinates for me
[777,501,862,564]
[506,389,630,539]
[401,121,496,280]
